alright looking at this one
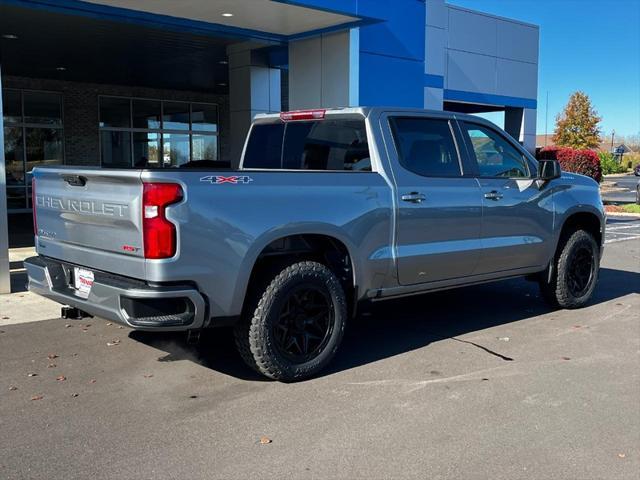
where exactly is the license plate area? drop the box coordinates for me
[73,267,94,298]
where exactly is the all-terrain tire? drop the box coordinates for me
[539,229,600,309]
[234,261,347,382]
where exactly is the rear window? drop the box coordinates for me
[243,119,371,171]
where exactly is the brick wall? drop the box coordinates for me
[3,75,230,165]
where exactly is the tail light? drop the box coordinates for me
[32,178,37,235]
[142,183,183,259]
[280,109,326,121]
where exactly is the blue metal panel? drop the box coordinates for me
[360,53,424,108]
[425,74,444,89]
[444,89,537,109]
[358,0,425,61]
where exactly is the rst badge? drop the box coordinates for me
[200,175,253,185]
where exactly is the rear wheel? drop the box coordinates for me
[539,229,599,309]
[234,261,347,382]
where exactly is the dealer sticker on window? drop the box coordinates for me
[73,267,94,299]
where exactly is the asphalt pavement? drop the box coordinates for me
[602,174,639,204]
[1,224,639,480]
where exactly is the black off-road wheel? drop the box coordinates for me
[539,229,600,309]
[234,261,347,382]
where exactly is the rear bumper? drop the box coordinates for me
[24,256,206,331]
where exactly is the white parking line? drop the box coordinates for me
[607,224,640,231]
[605,236,640,244]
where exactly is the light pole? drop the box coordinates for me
[611,130,615,152]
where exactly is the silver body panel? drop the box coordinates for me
[27,107,605,330]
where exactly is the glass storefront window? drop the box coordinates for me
[99,96,219,168]
[3,89,64,212]
[2,89,22,124]
[25,128,63,180]
[162,102,190,130]
[192,134,218,161]
[133,132,160,168]
[101,131,131,168]
[23,91,62,126]
[100,97,131,128]
[162,133,190,167]
[6,187,27,210]
[192,103,218,132]
[133,99,161,129]
[4,127,25,186]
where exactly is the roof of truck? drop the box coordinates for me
[253,107,497,127]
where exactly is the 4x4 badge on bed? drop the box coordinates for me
[200,175,253,185]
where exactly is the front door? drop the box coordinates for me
[385,115,483,286]
[459,121,554,274]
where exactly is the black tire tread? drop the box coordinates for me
[540,229,599,309]
[234,261,346,381]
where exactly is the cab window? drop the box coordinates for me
[462,123,530,178]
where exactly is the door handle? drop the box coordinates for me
[484,190,503,201]
[401,192,426,203]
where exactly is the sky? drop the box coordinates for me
[449,0,640,138]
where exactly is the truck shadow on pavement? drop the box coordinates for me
[130,267,639,382]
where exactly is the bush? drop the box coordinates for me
[538,146,602,182]
[598,151,626,175]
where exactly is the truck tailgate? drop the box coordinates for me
[33,167,146,278]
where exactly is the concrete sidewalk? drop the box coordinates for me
[0,247,59,326]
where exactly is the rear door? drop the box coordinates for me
[383,114,483,285]
[33,167,146,277]
[459,121,554,273]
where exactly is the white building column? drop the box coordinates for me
[228,43,281,167]
[424,0,446,110]
[288,29,359,110]
[522,107,537,154]
[0,64,11,293]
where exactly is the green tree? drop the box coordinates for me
[553,91,601,149]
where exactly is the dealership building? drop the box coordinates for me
[0,0,539,292]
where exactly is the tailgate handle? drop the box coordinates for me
[62,175,87,187]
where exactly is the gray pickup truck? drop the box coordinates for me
[26,107,605,381]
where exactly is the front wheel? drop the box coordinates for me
[539,229,600,309]
[234,261,347,382]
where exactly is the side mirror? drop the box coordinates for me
[538,159,561,181]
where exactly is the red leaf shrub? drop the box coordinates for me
[537,146,602,183]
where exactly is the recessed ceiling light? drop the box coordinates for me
[219,60,228,65]
[2,34,18,40]
[56,66,66,71]
[218,83,228,87]
[221,13,234,17]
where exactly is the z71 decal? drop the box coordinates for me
[200,175,253,185]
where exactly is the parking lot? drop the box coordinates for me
[1,220,638,480]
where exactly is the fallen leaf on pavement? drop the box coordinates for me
[259,436,272,445]
[65,324,72,328]
[47,364,56,368]
[117,326,123,329]
[31,395,44,401]
[47,354,58,360]
[107,339,121,346]
[89,379,96,384]
[106,323,113,326]
[561,356,571,361]
[618,453,626,459]
[498,337,510,342]
[27,373,37,377]
[56,375,66,382]
[1,316,9,320]
[143,374,154,378]
[9,386,18,391]
[71,393,79,398]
